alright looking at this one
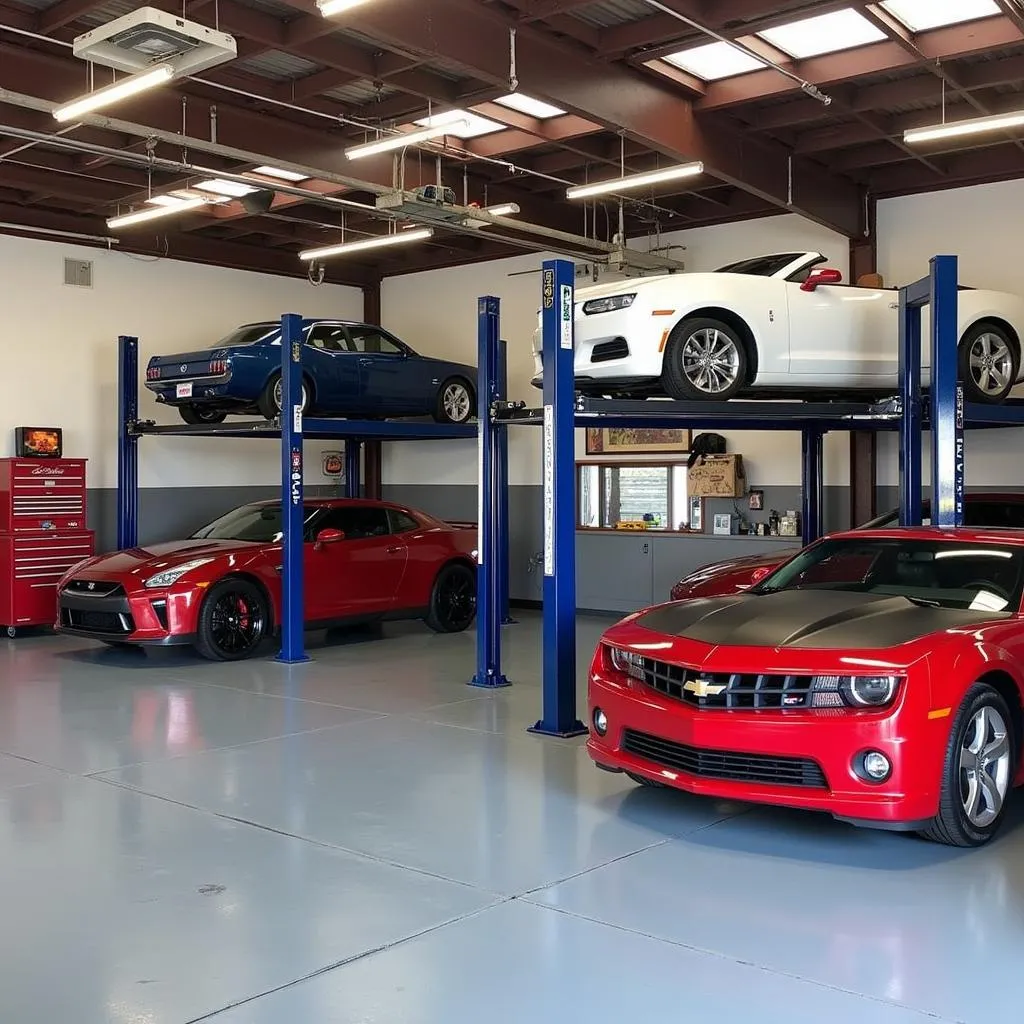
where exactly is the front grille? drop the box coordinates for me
[61,608,134,635]
[63,579,125,598]
[622,729,827,789]
[591,338,629,363]
[640,657,815,709]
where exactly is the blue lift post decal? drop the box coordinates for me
[277,312,310,664]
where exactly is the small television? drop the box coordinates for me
[15,427,63,458]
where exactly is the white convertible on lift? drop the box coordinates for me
[530,251,1024,403]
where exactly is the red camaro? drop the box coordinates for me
[588,527,1024,847]
[55,499,477,661]
[669,492,1024,601]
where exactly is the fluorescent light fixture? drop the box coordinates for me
[299,227,433,261]
[146,194,191,207]
[193,178,258,198]
[566,162,704,200]
[904,109,1024,144]
[493,93,566,119]
[250,165,309,182]
[107,197,207,230]
[317,0,372,15]
[345,122,468,160]
[664,41,766,81]
[53,63,174,122]
[758,9,885,59]
[484,202,520,217]
[880,0,998,33]
[415,108,505,138]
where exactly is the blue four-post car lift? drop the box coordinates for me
[115,319,493,666]
[472,253,1024,741]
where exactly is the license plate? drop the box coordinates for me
[176,382,193,398]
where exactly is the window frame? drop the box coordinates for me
[576,459,698,534]
[345,324,412,358]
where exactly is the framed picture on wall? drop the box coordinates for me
[585,427,691,456]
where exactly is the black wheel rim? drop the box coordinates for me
[209,590,265,656]
[439,571,476,628]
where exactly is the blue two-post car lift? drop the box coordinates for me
[472,254,1024,739]
[115,318,509,670]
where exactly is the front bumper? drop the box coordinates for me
[56,580,201,646]
[587,666,945,828]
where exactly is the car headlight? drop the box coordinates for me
[144,558,214,589]
[811,674,900,708]
[582,293,636,315]
[607,645,645,680]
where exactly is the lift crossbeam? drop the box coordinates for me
[130,419,477,441]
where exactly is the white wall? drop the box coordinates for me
[877,181,1024,486]
[0,234,362,489]
[381,212,849,488]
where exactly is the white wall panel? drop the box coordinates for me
[0,234,362,489]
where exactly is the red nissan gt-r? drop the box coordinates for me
[669,492,1024,602]
[588,527,1024,847]
[55,499,477,661]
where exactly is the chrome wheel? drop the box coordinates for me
[959,704,1011,828]
[968,332,1013,398]
[442,381,472,422]
[680,328,741,395]
[272,378,308,414]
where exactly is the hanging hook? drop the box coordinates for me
[509,27,519,92]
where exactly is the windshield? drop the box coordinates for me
[216,324,278,348]
[753,536,1024,612]
[713,253,810,277]
[191,503,318,543]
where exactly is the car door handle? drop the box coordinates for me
[386,545,402,554]
[359,357,372,365]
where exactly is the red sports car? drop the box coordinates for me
[55,499,477,661]
[588,527,1024,847]
[669,492,1024,601]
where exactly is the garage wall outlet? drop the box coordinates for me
[63,258,93,288]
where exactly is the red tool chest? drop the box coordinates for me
[0,459,95,635]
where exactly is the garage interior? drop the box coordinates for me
[4,0,1024,1020]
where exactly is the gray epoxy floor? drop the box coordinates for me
[2,613,1023,1023]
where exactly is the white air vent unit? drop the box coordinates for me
[72,7,236,77]
[63,257,93,288]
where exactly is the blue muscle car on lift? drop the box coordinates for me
[144,320,478,425]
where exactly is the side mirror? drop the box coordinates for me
[800,268,843,292]
[314,527,345,549]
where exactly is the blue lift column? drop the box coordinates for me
[800,429,823,546]
[898,276,927,526]
[929,255,964,528]
[530,259,586,739]
[471,296,510,689]
[345,441,361,498]
[117,336,140,550]
[497,338,515,625]
[276,313,310,664]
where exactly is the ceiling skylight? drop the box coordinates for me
[193,178,258,198]
[494,93,566,119]
[880,0,999,33]
[664,40,766,80]
[250,165,310,182]
[415,108,505,138]
[758,8,886,59]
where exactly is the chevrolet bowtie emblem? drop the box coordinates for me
[684,678,726,698]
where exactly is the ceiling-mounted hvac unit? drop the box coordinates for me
[72,7,236,77]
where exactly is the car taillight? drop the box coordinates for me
[209,359,228,374]
[146,366,161,380]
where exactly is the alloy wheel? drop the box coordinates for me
[443,382,472,422]
[959,704,1011,828]
[272,378,307,414]
[439,570,476,629]
[968,333,1013,397]
[209,590,265,657]
[680,328,741,395]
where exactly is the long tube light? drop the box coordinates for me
[299,227,434,261]
[54,64,175,123]
[107,197,208,230]
[345,122,469,160]
[484,202,520,217]
[904,110,1024,144]
[317,0,372,15]
[566,161,704,200]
